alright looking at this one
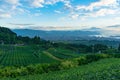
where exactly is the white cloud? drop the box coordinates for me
[45,0,61,5]
[87,0,117,11]
[0,0,30,19]
[74,0,120,19]
[88,9,117,17]
[63,0,72,9]
[0,7,11,19]
[76,0,118,11]
[70,14,79,19]
[32,0,44,8]
[34,13,42,16]
[54,10,62,14]
[0,13,11,18]
[31,0,72,8]
[5,0,19,5]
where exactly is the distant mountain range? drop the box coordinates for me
[12,29,102,41]
[12,29,120,41]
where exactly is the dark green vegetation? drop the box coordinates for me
[0,26,120,80]
[57,40,120,48]
[0,45,81,66]
[0,27,16,44]
[0,26,41,45]
[1,58,119,80]
[0,53,119,78]
[0,45,59,66]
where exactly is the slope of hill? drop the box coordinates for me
[0,45,81,66]
[0,45,58,66]
[0,27,17,44]
[2,58,120,80]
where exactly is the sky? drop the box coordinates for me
[0,0,120,35]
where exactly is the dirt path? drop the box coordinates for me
[43,51,62,61]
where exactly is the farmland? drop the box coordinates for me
[0,45,55,66]
[0,45,80,66]
[2,58,120,80]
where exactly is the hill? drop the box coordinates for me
[2,58,120,80]
[0,45,80,66]
[0,27,17,44]
[0,26,43,45]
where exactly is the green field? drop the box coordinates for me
[0,45,120,80]
[0,45,79,66]
[47,48,80,59]
[0,45,55,66]
[2,58,120,80]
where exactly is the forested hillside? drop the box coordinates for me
[0,27,17,44]
[0,27,41,44]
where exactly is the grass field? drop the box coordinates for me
[2,58,120,80]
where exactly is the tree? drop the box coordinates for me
[94,44,108,53]
[32,36,41,44]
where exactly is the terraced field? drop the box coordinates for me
[0,45,58,66]
[47,48,80,59]
[0,45,79,66]
[0,45,120,80]
[2,58,120,80]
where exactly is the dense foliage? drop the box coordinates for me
[0,53,119,78]
[0,27,17,44]
[0,27,43,45]
[1,58,120,80]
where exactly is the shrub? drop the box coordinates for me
[34,64,45,74]
[59,60,77,69]
[74,57,87,65]
[112,53,120,58]
[47,63,60,72]
[85,54,101,63]
[26,65,36,74]
[97,54,111,58]
[18,67,28,76]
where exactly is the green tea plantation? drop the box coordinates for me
[1,58,120,80]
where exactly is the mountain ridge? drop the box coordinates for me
[12,29,101,41]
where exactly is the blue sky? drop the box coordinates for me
[0,0,120,36]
